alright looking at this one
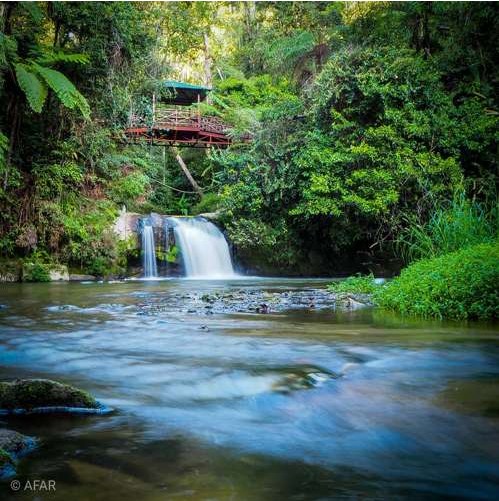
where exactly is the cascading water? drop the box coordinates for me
[141,222,158,278]
[168,217,236,278]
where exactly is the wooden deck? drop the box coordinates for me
[124,108,236,147]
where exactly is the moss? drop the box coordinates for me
[0,259,22,282]
[0,379,98,410]
[0,448,13,467]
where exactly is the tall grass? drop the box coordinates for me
[395,195,498,263]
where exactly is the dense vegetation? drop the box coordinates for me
[376,242,498,320]
[0,2,498,287]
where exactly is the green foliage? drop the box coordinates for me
[107,170,149,206]
[1,1,498,284]
[13,55,90,117]
[33,63,90,118]
[192,193,220,215]
[375,242,499,320]
[59,200,120,275]
[166,245,179,263]
[22,251,52,283]
[396,195,499,263]
[0,132,7,177]
[14,63,48,113]
[328,274,380,295]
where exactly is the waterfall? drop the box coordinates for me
[141,223,158,278]
[168,217,236,278]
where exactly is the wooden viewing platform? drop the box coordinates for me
[124,107,233,148]
[122,80,247,148]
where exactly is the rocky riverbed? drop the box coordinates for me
[135,288,374,316]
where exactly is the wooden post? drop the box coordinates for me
[197,93,201,128]
[173,148,203,198]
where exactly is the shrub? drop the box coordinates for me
[192,193,220,215]
[22,251,52,282]
[328,274,380,294]
[375,242,499,320]
[22,262,51,282]
[395,195,498,263]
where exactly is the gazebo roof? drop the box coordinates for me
[161,80,211,105]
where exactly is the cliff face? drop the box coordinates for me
[113,209,141,242]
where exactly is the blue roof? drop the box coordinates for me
[161,81,211,105]
[163,80,211,91]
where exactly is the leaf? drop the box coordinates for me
[14,64,48,113]
[36,50,90,66]
[32,64,90,119]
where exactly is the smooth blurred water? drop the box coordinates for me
[141,224,158,278]
[169,217,236,278]
[0,279,498,500]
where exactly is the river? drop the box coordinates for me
[0,279,498,500]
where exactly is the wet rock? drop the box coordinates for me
[136,287,374,317]
[0,260,22,282]
[256,303,270,314]
[0,429,36,479]
[272,366,340,393]
[0,379,108,415]
[49,265,69,281]
[335,293,374,309]
[69,274,97,282]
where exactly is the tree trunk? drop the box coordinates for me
[4,97,20,190]
[174,150,203,197]
[203,31,213,99]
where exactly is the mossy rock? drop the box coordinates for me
[0,259,22,282]
[0,429,36,479]
[0,447,13,469]
[0,379,99,412]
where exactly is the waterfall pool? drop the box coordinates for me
[0,279,498,500]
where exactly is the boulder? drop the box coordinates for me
[198,211,222,221]
[0,379,106,414]
[0,429,36,479]
[0,260,21,282]
[49,265,69,281]
[69,273,97,281]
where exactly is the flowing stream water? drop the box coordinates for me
[141,223,157,278]
[169,217,236,278]
[0,279,498,500]
[141,216,236,279]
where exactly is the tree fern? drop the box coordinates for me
[36,50,89,66]
[14,63,48,113]
[0,132,8,178]
[33,64,90,118]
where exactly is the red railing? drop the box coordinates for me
[129,108,228,135]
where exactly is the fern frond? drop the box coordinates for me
[32,64,90,119]
[0,132,8,171]
[19,2,44,23]
[14,63,48,113]
[268,31,315,70]
[0,33,18,68]
[36,50,90,66]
